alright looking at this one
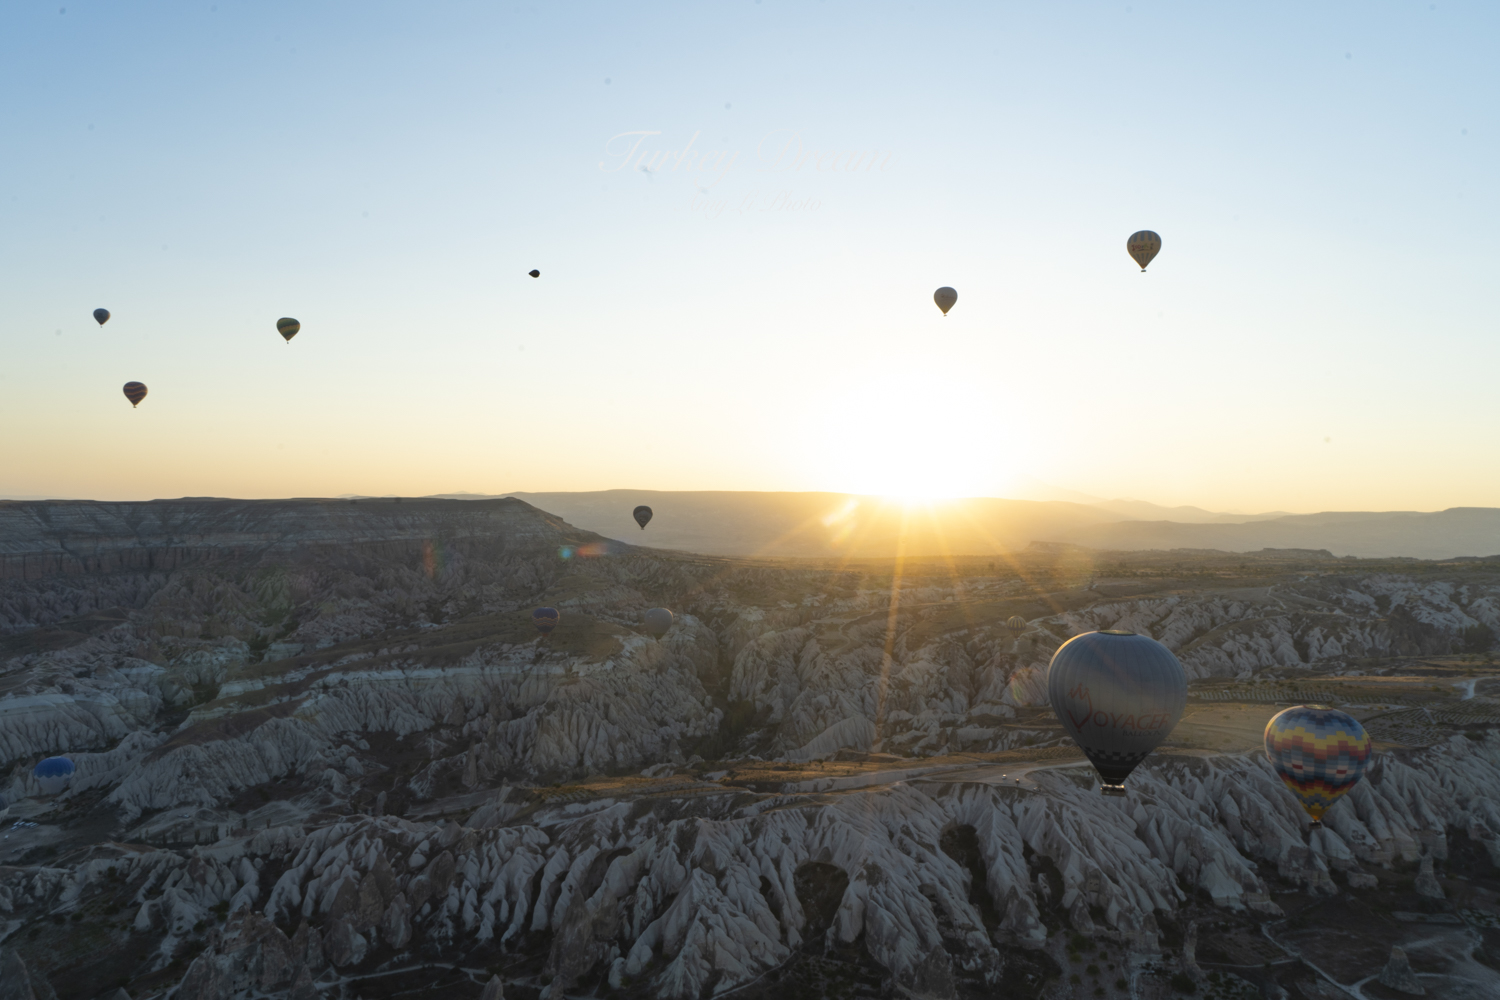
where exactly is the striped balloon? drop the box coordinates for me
[277,317,300,343]
[532,607,559,636]
[122,381,148,407]
[1127,230,1161,271]
[1264,706,1371,825]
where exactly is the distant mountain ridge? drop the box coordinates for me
[425,490,1500,560]
[5,493,1495,562]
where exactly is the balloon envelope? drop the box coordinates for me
[1047,630,1186,791]
[529,269,540,278]
[933,286,957,315]
[643,607,673,639]
[122,382,148,407]
[277,317,300,343]
[93,308,110,326]
[1005,615,1028,638]
[1264,706,1371,824]
[532,607,559,635]
[1127,231,1161,271]
[33,756,75,795]
[633,505,653,530]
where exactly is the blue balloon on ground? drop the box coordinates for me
[33,756,76,795]
[1047,630,1187,793]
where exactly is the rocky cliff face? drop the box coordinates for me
[0,507,1497,999]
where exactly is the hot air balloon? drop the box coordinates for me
[33,756,75,796]
[633,506,653,530]
[93,308,110,326]
[1047,630,1186,794]
[532,607,559,636]
[277,318,300,343]
[1127,231,1161,271]
[643,607,673,639]
[933,286,957,316]
[1005,615,1028,639]
[1264,706,1371,827]
[529,269,541,278]
[122,382,147,407]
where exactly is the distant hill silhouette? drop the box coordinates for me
[1069,507,1500,560]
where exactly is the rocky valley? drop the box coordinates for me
[1,498,1498,1000]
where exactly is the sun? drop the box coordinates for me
[809,368,1032,501]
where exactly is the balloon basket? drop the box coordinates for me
[1309,819,1323,829]
[1100,784,1128,798]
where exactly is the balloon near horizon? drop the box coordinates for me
[531,606,559,636]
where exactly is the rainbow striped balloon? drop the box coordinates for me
[1264,705,1371,824]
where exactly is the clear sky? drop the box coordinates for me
[2,1,1496,512]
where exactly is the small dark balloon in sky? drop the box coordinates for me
[529,269,540,278]
[1345,52,1352,59]
[605,78,611,84]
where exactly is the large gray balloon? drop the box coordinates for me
[933,286,957,315]
[643,607,673,639]
[1046,630,1186,793]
